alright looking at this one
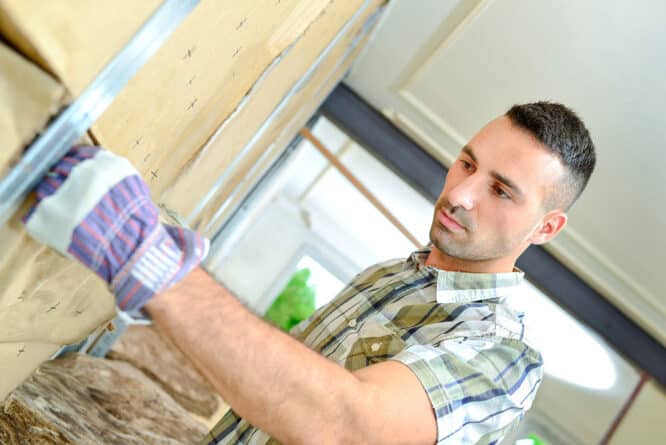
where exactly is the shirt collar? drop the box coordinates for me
[408,246,525,304]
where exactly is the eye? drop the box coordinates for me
[493,185,511,199]
[460,159,474,171]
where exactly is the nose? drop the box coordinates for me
[447,175,480,211]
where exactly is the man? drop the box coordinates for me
[24,101,595,444]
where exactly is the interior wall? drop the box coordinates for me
[608,380,666,445]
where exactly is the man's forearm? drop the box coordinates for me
[144,267,365,444]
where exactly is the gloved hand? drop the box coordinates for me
[23,145,209,311]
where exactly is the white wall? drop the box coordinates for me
[609,380,666,445]
[346,0,666,347]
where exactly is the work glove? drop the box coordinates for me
[23,145,209,312]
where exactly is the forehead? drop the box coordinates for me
[465,116,565,197]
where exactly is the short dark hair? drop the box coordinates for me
[506,102,596,211]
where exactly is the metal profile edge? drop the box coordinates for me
[201,6,386,236]
[0,0,199,226]
[186,0,376,225]
[206,119,313,256]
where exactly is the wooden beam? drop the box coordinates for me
[299,127,423,249]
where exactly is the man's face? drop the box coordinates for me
[429,116,566,264]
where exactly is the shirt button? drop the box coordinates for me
[371,342,382,352]
[348,319,357,328]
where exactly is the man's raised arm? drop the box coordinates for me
[23,146,436,444]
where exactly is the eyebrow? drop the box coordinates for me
[461,145,525,198]
[462,145,477,162]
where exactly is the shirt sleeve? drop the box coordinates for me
[392,337,543,444]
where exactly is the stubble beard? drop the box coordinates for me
[430,223,486,262]
[429,216,518,263]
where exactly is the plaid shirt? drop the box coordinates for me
[204,247,543,444]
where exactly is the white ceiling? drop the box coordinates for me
[346,0,666,344]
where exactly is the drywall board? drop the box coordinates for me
[89,0,333,205]
[0,0,368,402]
[0,0,329,400]
[203,24,378,236]
[0,43,66,178]
[0,226,115,345]
[0,43,112,401]
[175,0,384,233]
[203,32,374,311]
[161,0,368,220]
[200,19,378,238]
[0,342,60,404]
[0,0,162,96]
[0,205,117,401]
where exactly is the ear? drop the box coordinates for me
[528,211,567,245]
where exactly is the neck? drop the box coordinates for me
[424,245,517,273]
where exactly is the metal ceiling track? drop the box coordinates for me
[0,0,199,227]
[186,0,379,227]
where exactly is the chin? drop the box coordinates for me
[429,232,452,256]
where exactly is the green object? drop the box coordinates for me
[525,433,548,445]
[264,268,316,331]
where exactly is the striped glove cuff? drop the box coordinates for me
[24,146,209,311]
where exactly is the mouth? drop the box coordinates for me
[437,208,466,233]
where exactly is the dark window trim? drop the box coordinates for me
[320,83,666,387]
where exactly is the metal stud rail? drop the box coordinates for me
[186,0,380,228]
[0,0,199,227]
